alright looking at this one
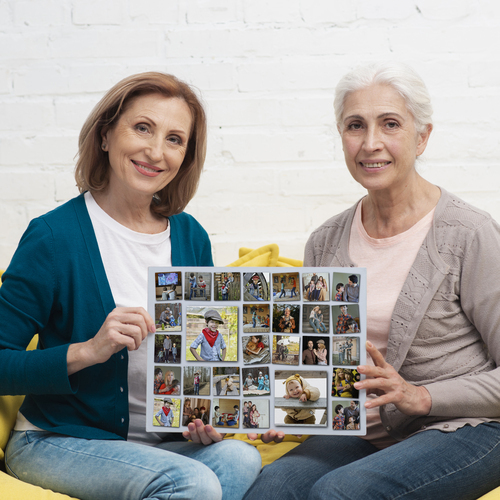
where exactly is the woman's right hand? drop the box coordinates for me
[67,307,155,375]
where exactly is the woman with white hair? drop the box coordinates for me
[244,62,500,499]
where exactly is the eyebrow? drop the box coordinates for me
[136,115,189,136]
[343,112,405,123]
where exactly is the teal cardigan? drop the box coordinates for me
[0,194,213,440]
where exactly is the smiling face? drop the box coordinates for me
[165,371,174,384]
[339,84,431,194]
[287,379,303,398]
[207,319,219,332]
[102,93,192,203]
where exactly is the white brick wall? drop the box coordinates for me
[0,0,499,268]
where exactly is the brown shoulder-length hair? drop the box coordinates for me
[75,72,207,218]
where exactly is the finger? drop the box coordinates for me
[112,309,152,340]
[365,341,387,368]
[203,424,224,443]
[247,433,259,441]
[185,422,202,444]
[193,419,217,446]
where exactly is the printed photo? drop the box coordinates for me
[154,334,181,364]
[243,272,270,302]
[302,272,330,302]
[153,397,180,428]
[243,304,270,333]
[153,367,181,395]
[213,367,240,396]
[242,399,270,430]
[272,304,300,334]
[212,398,240,428]
[274,370,328,426]
[272,335,300,365]
[332,368,360,398]
[155,303,182,332]
[302,336,330,366]
[186,306,239,362]
[302,304,329,334]
[184,271,211,301]
[272,272,300,302]
[183,366,210,396]
[332,272,361,303]
[242,367,270,397]
[332,400,360,431]
[332,337,360,366]
[156,271,182,301]
[182,398,211,426]
[243,334,270,365]
[332,304,360,335]
[214,272,241,301]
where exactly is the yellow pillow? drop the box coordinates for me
[0,473,78,500]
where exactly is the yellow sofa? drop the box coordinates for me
[1,250,499,499]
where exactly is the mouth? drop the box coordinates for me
[360,161,391,169]
[131,160,163,176]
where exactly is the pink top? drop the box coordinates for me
[349,200,435,449]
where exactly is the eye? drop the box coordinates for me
[346,122,363,131]
[385,120,399,129]
[135,123,150,133]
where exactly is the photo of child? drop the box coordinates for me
[212,367,240,396]
[242,334,270,365]
[331,400,360,430]
[183,366,210,396]
[332,304,361,335]
[242,367,270,397]
[154,334,181,364]
[242,400,270,429]
[332,337,360,366]
[274,371,327,426]
[155,272,182,301]
[332,272,361,303]
[302,273,330,302]
[243,273,270,301]
[153,397,180,428]
[184,271,211,301]
[155,303,182,332]
[212,399,240,428]
[182,398,211,426]
[243,304,270,333]
[187,307,238,362]
[214,272,240,301]
[153,367,181,395]
[302,304,329,334]
[332,368,360,398]
[273,335,300,365]
[273,272,300,302]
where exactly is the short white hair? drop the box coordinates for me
[334,62,433,133]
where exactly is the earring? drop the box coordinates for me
[102,143,107,151]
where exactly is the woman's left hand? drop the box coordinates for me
[248,429,285,443]
[182,419,224,445]
[354,341,432,416]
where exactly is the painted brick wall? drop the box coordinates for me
[0,0,499,267]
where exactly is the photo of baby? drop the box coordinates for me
[183,366,210,396]
[153,397,180,428]
[243,334,270,365]
[332,272,361,303]
[274,371,328,426]
[273,272,300,302]
[212,367,240,396]
[153,367,181,396]
[212,399,240,428]
[243,304,270,333]
[187,307,238,362]
[184,271,211,301]
[273,335,300,365]
[332,400,360,431]
[242,367,270,397]
[242,399,270,429]
[243,272,270,301]
[214,272,240,301]
[182,398,211,426]
[302,272,330,302]
[332,368,360,398]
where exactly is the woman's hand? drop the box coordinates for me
[182,419,224,445]
[248,429,285,443]
[354,341,431,416]
[67,307,155,375]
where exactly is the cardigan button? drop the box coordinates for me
[443,424,449,429]
[385,426,392,432]
[421,425,427,430]
[121,417,125,423]
[121,355,125,360]
[120,387,124,393]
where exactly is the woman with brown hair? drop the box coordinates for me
[1,72,261,499]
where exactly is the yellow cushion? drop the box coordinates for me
[478,489,500,500]
[0,472,78,500]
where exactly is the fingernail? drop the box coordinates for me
[366,341,373,348]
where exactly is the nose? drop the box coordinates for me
[146,137,164,163]
[363,126,383,152]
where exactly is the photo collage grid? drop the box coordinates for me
[146,267,367,435]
